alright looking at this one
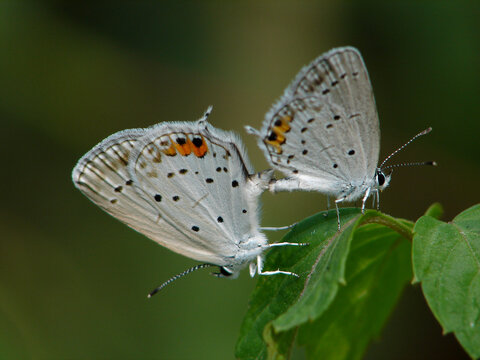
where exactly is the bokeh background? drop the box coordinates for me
[1,2,479,359]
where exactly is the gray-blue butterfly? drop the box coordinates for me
[72,108,301,296]
[246,47,435,228]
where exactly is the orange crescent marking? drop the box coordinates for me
[271,130,286,144]
[278,122,291,133]
[191,135,209,157]
[162,139,177,156]
[171,135,192,156]
[277,116,292,133]
[265,140,283,154]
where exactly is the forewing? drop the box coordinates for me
[258,47,380,189]
[128,121,259,265]
[72,128,164,241]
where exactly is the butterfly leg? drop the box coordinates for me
[375,189,380,210]
[361,187,371,213]
[251,255,299,278]
[335,197,345,230]
[266,241,307,247]
[260,222,297,231]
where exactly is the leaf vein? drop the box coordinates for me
[299,217,358,300]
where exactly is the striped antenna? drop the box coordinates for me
[379,127,432,169]
[383,161,437,171]
[148,263,215,298]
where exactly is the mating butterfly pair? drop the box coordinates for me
[72,47,434,295]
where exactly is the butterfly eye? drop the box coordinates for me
[377,172,386,186]
[219,267,233,277]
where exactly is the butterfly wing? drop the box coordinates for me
[127,119,263,265]
[73,120,263,266]
[72,128,164,240]
[251,47,380,195]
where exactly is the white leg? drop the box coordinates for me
[335,197,345,230]
[265,241,307,247]
[249,262,257,277]
[376,189,380,210]
[260,222,297,231]
[361,187,371,213]
[256,255,299,277]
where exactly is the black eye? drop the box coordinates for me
[377,172,385,186]
[219,267,233,277]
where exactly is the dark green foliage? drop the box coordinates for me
[236,204,480,360]
[414,204,480,359]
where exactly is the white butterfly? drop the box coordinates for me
[72,108,301,296]
[246,47,435,228]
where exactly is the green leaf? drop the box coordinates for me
[236,208,414,360]
[297,224,412,360]
[235,208,361,360]
[262,323,296,360]
[423,202,444,219]
[272,211,361,331]
[413,204,480,359]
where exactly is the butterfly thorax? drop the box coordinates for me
[340,181,374,202]
[224,232,267,275]
[339,168,390,202]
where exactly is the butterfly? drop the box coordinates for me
[72,108,301,296]
[246,47,435,228]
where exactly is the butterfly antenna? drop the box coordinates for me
[379,127,432,169]
[383,161,437,171]
[148,263,215,298]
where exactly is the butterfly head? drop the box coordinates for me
[375,168,391,191]
[211,266,238,278]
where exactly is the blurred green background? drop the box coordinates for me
[1,1,478,359]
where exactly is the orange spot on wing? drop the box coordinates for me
[191,136,209,157]
[273,131,286,144]
[174,140,191,156]
[265,139,283,154]
[276,116,292,133]
[265,116,293,154]
[162,142,177,156]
